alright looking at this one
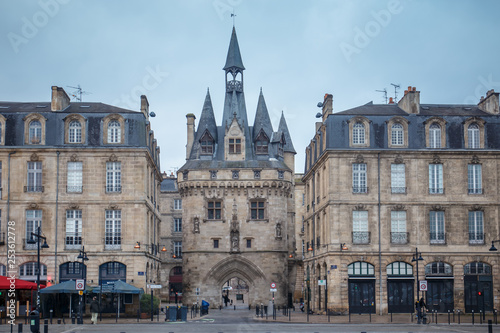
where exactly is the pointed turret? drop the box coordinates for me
[253,89,274,140]
[190,89,218,159]
[278,112,296,154]
[223,27,245,71]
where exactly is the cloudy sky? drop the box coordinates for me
[1,0,499,174]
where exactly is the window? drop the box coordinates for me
[174,241,182,258]
[108,120,121,143]
[429,164,443,194]
[425,262,452,276]
[0,161,2,198]
[469,211,484,244]
[352,163,367,193]
[352,210,369,244]
[65,210,82,248]
[0,264,6,276]
[391,211,407,244]
[348,261,374,276]
[200,132,214,154]
[68,121,82,143]
[254,170,261,179]
[391,164,406,193]
[174,218,182,232]
[174,199,182,210]
[19,262,47,280]
[255,135,269,154]
[67,162,83,193]
[352,122,365,145]
[27,161,43,192]
[25,210,42,249]
[429,211,445,244]
[210,170,217,179]
[207,201,221,220]
[468,164,482,194]
[391,123,404,146]
[229,138,241,154]
[106,162,121,192]
[106,262,122,275]
[29,120,42,144]
[468,123,480,149]
[105,210,121,249]
[250,201,265,220]
[464,262,491,275]
[386,262,413,276]
[246,239,251,248]
[429,123,441,148]
[232,170,239,179]
[278,170,284,179]
[213,239,219,248]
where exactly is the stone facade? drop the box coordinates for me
[303,88,500,315]
[178,27,297,308]
[0,87,162,312]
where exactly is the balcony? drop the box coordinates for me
[67,185,83,193]
[352,186,368,194]
[23,238,38,250]
[430,232,446,244]
[352,231,370,244]
[24,186,44,193]
[391,187,407,194]
[390,232,409,244]
[429,188,444,194]
[104,236,121,250]
[469,232,484,244]
[65,233,82,249]
[106,185,122,193]
[468,188,483,195]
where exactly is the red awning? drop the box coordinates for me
[0,276,46,290]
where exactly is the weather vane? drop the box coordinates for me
[231,11,236,26]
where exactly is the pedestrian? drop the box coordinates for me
[90,296,100,324]
[419,297,426,311]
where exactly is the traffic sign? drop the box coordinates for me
[75,279,85,290]
[419,280,427,291]
[270,283,276,288]
[318,280,326,286]
[270,288,277,292]
[149,284,162,289]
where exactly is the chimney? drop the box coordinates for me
[478,89,499,115]
[186,113,196,159]
[397,85,420,114]
[140,95,149,119]
[322,93,333,122]
[51,86,70,111]
[389,97,394,104]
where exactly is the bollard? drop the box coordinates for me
[369,312,371,322]
[49,309,53,325]
[435,310,437,324]
[137,309,140,322]
[44,319,48,333]
[458,309,460,324]
[328,309,331,323]
[448,310,450,324]
[17,323,22,333]
[289,307,291,321]
[453,309,455,323]
[480,310,483,325]
[71,313,75,325]
[390,312,392,322]
[411,312,413,323]
[489,319,493,333]
[57,319,61,325]
[349,311,351,322]
[472,310,475,325]
[495,309,498,325]
[234,305,236,311]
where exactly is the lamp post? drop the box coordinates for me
[77,246,89,325]
[27,226,49,312]
[412,248,424,323]
[489,240,500,251]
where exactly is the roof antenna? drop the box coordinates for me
[231,11,236,27]
[376,88,388,104]
[390,83,400,102]
[67,85,91,102]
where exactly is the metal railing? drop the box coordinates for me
[468,232,484,244]
[391,187,407,194]
[65,233,82,248]
[67,185,83,193]
[352,231,370,244]
[468,188,483,194]
[106,185,122,193]
[390,232,409,244]
[352,186,368,194]
[24,186,44,192]
[430,232,446,244]
[429,188,444,194]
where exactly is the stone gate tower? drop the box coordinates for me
[178,27,296,307]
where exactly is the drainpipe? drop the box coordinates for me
[6,152,16,255]
[377,153,382,315]
[55,151,60,283]
[311,170,316,310]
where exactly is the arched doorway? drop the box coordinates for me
[348,261,375,314]
[425,262,454,312]
[169,266,182,304]
[464,262,493,313]
[221,277,249,307]
[386,261,414,313]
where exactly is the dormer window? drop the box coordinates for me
[69,121,82,143]
[229,138,241,154]
[29,120,42,144]
[353,122,365,144]
[468,123,479,149]
[429,123,441,148]
[255,132,269,154]
[200,132,214,155]
[278,139,284,157]
[108,120,121,143]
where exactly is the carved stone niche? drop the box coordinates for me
[394,154,404,164]
[471,155,480,164]
[354,204,366,211]
[432,154,441,164]
[70,153,79,162]
[108,204,119,210]
[471,204,483,211]
[355,154,364,163]
[431,204,444,211]
[392,204,405,211]
[30,153,39,161]
[28,203,39,209]
[68,202,79,210]
[108,154,118,162]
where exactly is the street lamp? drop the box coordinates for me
[489,240,500,251]
[26,226,49,312]
[412,247,424,323]
[77,246,89,325]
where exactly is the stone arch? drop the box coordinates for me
[203,255,267,307]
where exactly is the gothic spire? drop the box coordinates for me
[223,26,245,71]
[278,111,296,154]
[253,88,273,140]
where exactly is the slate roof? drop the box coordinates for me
[223,26,245,71]
[0,102,137,114]
[278,111,296,154]
[160,177,178,192]
[252,89,274,140]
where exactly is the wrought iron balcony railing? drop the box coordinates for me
[352,231,370,244]
[390,232,409,244]
[430,232,446,244]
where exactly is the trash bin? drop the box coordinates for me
[201,300,210,316]
[178,306,188,321]
[168,306,177,321]
[29,310,40,333]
